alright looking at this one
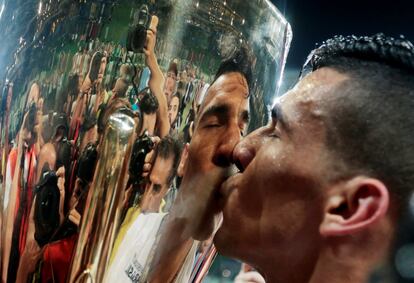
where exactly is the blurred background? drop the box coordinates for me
[271,0,414,94]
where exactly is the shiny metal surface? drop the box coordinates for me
[68,110,137,283]
[0,1,291,282]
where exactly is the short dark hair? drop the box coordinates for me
[139,88,159,114]
[213,44,254,93]
[303,34,414,202]
[154,134,183,186]
[168,61,178,77]
[89,51,106,82]
[67,73,81,98]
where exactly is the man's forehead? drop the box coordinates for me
[201,72,249,112]
[152,156,174,182]
[211,72,248,92]
[280,67,349,117]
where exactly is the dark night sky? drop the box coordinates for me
[270,0,414,70]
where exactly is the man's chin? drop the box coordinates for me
[213,224,237,258]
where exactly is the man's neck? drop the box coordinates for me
[256,252,317,283]
[261,246,384,283]
[308,253,369,283]
[308,243,388,283]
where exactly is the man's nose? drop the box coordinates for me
[212,125,241,167]
[232,128,261,172]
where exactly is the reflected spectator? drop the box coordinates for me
[139,88,159,136]
[164,61,178,103]
[147,44,254,283]
[105,135,182,283]
[140,135,183,213]
[168,93,181,132]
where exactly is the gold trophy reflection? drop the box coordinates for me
[68,110,137,283]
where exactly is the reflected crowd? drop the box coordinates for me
[0,12,236,282]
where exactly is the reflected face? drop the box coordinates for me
[98,57,107,81]
[168,96,180,126]
[141,156,174,213]
[181,72,249,240]
[214,68,349,268]
[164,72,177,101]
[27,83,40,108]
[180,71,188,82]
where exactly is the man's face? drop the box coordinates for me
[98,56,107,81]
[141,155,174,213]
[180,71,188,82]
[180,72,249,240]
[164,72,177,101]
[27,83,40,108]
[214,68,349,268]
[168,96,180,125]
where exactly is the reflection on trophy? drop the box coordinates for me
[0,0,290,282]
[67,109,138,283]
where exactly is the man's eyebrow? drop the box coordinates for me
[271,103,290,131]
[200,104,229,122]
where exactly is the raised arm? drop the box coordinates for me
[143,16,170,138]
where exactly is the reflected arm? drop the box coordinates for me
[144,17,170,138]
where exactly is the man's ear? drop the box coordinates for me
[320,177,390,237]
[177,143,189,177]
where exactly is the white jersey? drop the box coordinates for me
[104,212,167,283]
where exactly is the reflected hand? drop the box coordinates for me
[18,112,30,146]
[144,29,156,57]
[16,198,42,283]
[235,264,265,283]
[56,166,65,194]
[37,97,44,112]
[33,109,42,132]
[57,166,66,224]
[174,165,229,240]
[143,16,159,59]
[68,208,81,227]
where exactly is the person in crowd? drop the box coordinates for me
[182,70,195,110]
[82,67,133,154]
[105,135,182,283]
[34,97,134,283]
[110,77,130,99]
[36,113,71,183]
[177,69,188,97]
[15,166,66,283]
[213,34,414,283]
[163,61,178,103]
[142,16,170,138]
[140,135,182,213]
[138,88,159,136]
[168,92,181,133]
[61,73,81,115]
[2,95,42,282]
[69,50,107,143]
[147,44,253,283]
